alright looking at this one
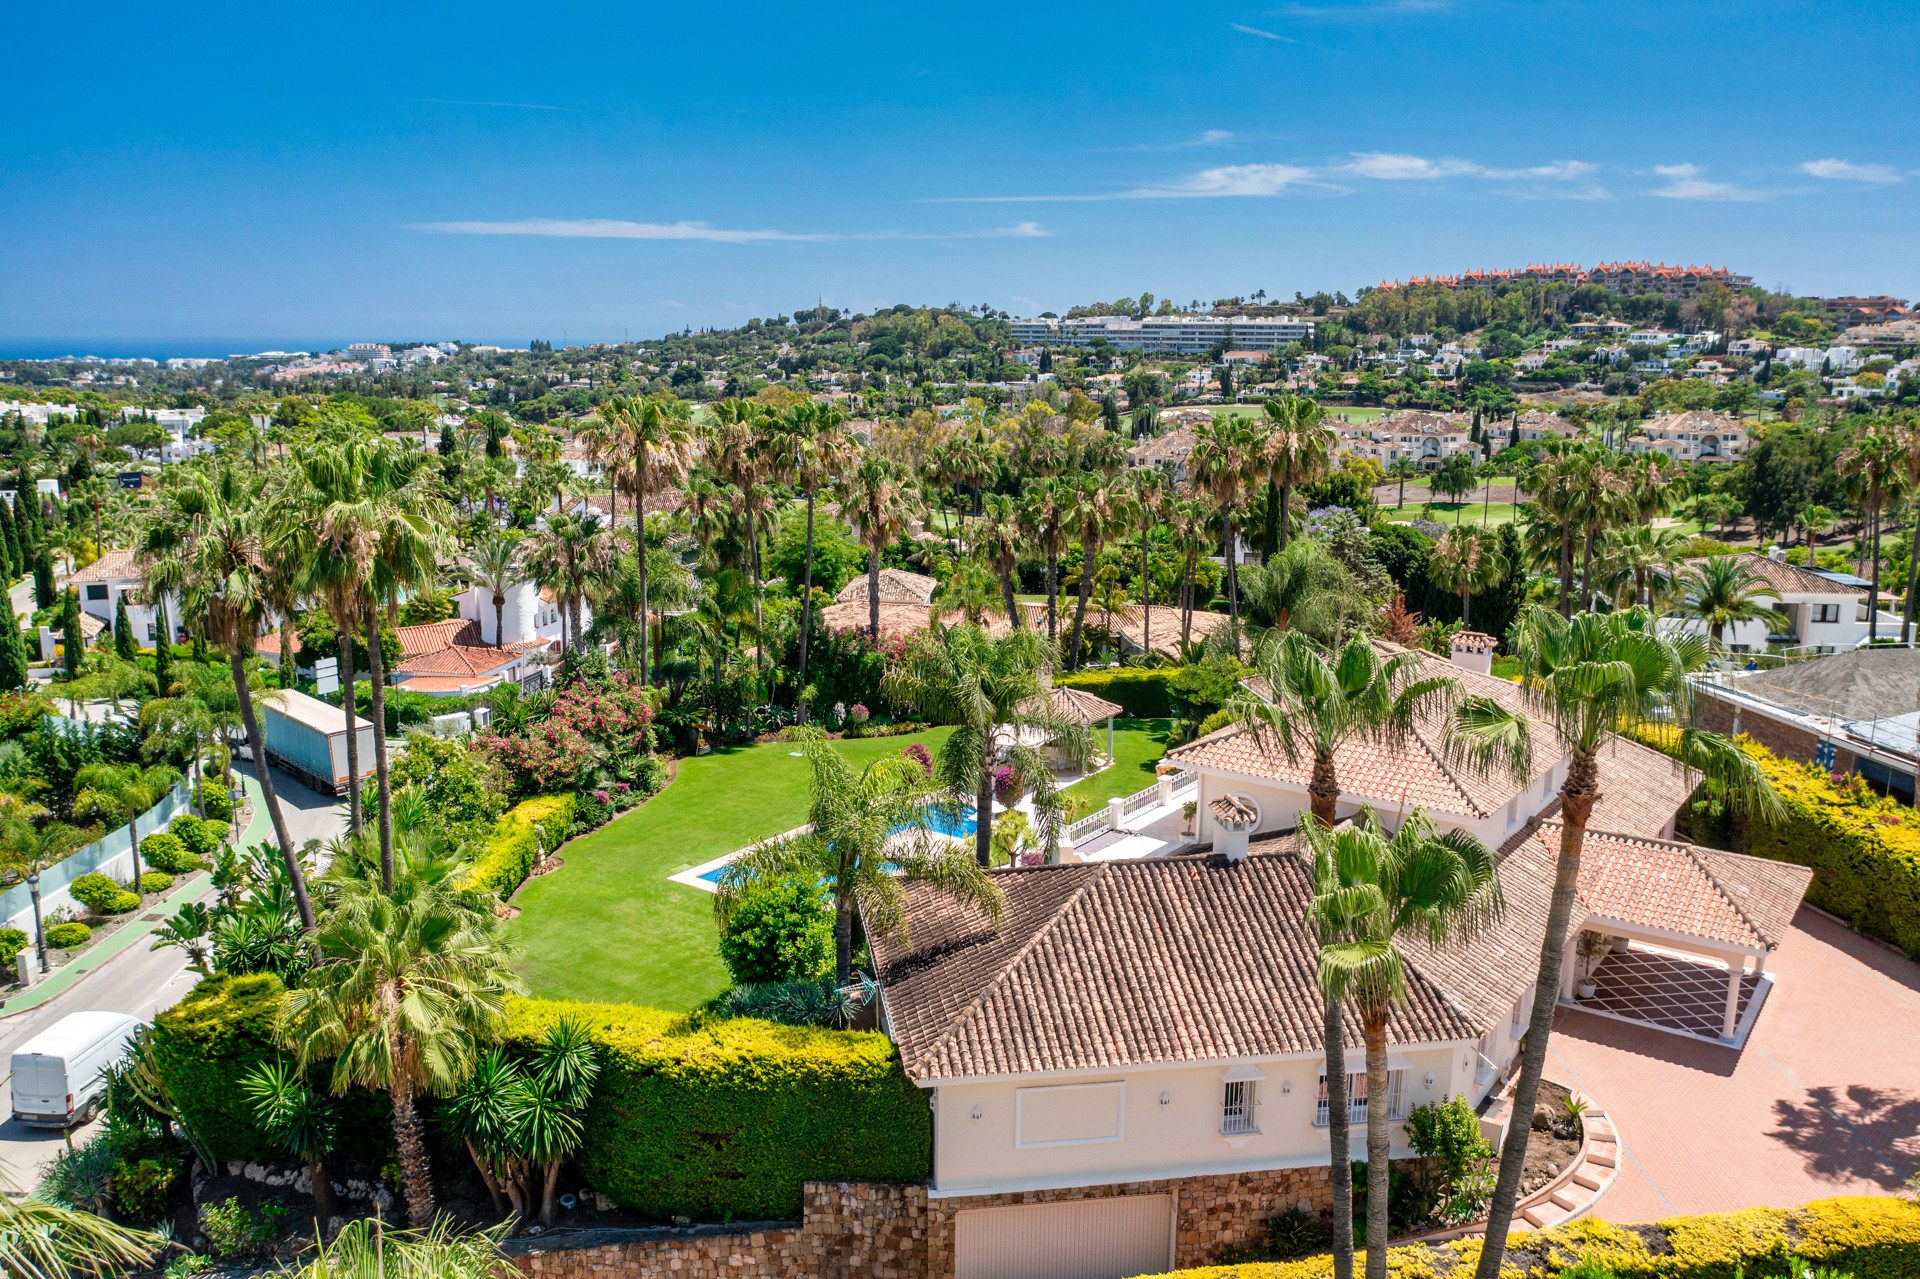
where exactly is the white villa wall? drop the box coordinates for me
[925,1046,1469,1197]
[456,581,572,647]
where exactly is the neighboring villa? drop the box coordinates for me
[1623,409,1748,464]
[1337,410,1482,470]
[258,616,557,698]
[868,644,1811,1278]
[67,550,179,646]
[1665,550,1901,654]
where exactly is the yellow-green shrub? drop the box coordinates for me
[1055,668,1174,718]
[464,793,574,898]
[1133,1196,1920,1278]
[504,997,930,1222]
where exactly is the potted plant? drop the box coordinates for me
[1181,800,1197,838]
[1575,930,1609,999]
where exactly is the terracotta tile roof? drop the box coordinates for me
[1695,552,1854,596]
[1501,823,1812,952]
[835,568,937,605]
[1048,685,1123,725]
[393,618,481,657]
[68,550,138,584]
[819,599,1046,640]
[1166,650,1563,821]
[1209,794,1258,826]
[1451,631,1499,654]
[1109,606,1231,660]
[254,630,305,658]
[394,674,506,694]
[1126,427,1196,466]
[1536,735,1698,839]
[872,853,1482,1083]
[394,643,522,678]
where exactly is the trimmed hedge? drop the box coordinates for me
[505,997,930,1221]
[465,794,575,898]
[140,832,195,873]
[1135,1195,1920,1278]
[1054,668,1174,718]
[149,973,284,1162]
[46,922,90,949]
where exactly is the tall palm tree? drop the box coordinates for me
[1063,474,1119,669]
[1258,395,1333,556]
[136,466,315,931]
[279,846,524,1226]
[1598,524,1690,610]
[72,761,179,883]
[1017,477,1073,642]
[766,401,855,701]
[1165,496,1215,649]
[975,493,1027,631]
[523,512,612,654]
[1452,607,1782,1279]
[884,623,1089,868]
[708,398,774,679]
[933,557,1000,627]
[1119,466,1169,656]
[1890,414,1920,643]
[1386,456,1419,510]
[836,455,918,641]
[1672,556,1788,648]
[1841,421,1909,643]
[1301,810,1503,1279]
[1428,527,1504,627]
[714,726,1004,984]
[465,533,523,649]
[1224,632,1461,1279]
[1188,414,1259,642]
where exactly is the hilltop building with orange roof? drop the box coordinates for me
[1377,261,1752,300]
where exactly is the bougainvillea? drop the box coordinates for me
[901,743,933,776]
[478,673,656,796]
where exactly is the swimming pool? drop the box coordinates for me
[693,805,977,883]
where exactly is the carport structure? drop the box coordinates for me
[1503,822,1815,1047]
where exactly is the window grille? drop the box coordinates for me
[1315,1071,1407,1126]
[1221,1080,1258,1135]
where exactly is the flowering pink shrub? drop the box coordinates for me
[848,703,870,725]
[993,765,1024,805]
[478,674,656,795]
[902,743,933,775]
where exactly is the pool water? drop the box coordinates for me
[696,804,978,883]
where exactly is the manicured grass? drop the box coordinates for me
[508,727,951,1012]
[1381,502,1523,527]
[1060,718,1175,809]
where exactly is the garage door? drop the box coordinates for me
[954,1194,1174,1279]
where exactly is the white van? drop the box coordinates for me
[10,1011,144,1128]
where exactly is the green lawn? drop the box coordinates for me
[508,727,951,1012]
[1060,718,1175,809]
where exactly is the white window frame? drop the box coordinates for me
[1221,1079,1259,1135]
[1315,1069,1407,1127]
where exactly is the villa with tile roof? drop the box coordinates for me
[867,642,1813,1260]
[1664,551,1901,653]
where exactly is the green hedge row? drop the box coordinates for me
[505,997,931,1221]
[465,794,575,898]
[149,973,284,1162]
[1140,1196,1920,1278]
[1054,668,1174,718]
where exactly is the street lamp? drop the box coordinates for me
[28,871,47,975]
[230,780,245,847]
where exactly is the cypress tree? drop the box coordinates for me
[33,552,54,610]
[60,588,81,680]
[152,598,174,694]
[191,624,209,665]
[114,594,137,661]
[0,608,26,694]
[0,497,18,579]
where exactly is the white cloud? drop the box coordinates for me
[1196,130,1234,145]
[1146,163,1319,196]
[1649,164,1767,202]
[412,218,1051,241]
[1802,158,1901,184]
[1230,23,1285,39]
[1344,152,1595,181]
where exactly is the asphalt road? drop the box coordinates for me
[0,764,345,1194]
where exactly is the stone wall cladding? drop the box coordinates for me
[508,1182,926,1279]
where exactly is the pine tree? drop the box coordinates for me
[33,552,54,610]
[0,608,26,694]
[152,598,174,695]
[114,594,137,661]
[60,588,81,680]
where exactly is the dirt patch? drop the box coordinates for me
[1518,1079,1585,1197]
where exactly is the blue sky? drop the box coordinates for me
[3,0,1914,350]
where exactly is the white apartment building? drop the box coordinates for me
[1623,410,1747,463]
[0,402,83,424]
[1009,314,1314,354]
[1337,410,1480,469]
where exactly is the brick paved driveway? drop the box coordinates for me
[1544,906,1920,1221]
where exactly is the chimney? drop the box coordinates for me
[1209,794,1259,862]
[1448,631,1497,676]
[1767,545,1785,563]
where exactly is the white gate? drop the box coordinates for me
[953,1194,1174,1279]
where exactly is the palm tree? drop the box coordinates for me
[1838,423,1906,642]
[883,623,1089,868]
[1672,556,1788,648]
[708,398,774,679]
[1452,607,1782,1279]
[1386,456,1419,510]
[1188,414,1259,641]
[1224,632,1461,1279]
[1428,527,1504,627]
[278,849,524,1226]
[1258,395,1333,556]
[1476,457,1503,523]
[769,402,854,701]
[835,455,918,641]
[713,726,1004,984]
[72,761,179,883]
[1119,466,1169,656]
[522,512,612,653]
[0,1178,162,1278]
[136,466,315,931]
[1301,809,1503,1279]
[1063,474,1118,669]
[1598,525,1690,610]
[1800,503,1836,555]
[975,494,1027,631]
[1165,496,1216,649]
[1017,477,1072,642]
[465,533,523,650]
[1888,414,1920,643]
[933,558,999,627]
[242,1059,340,1228]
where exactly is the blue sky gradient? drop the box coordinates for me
[4,1,1913,348]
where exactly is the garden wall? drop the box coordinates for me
[0,778,189,933]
